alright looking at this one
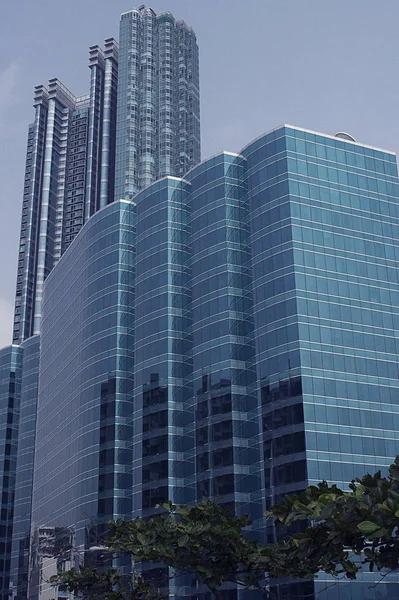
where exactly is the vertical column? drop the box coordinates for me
[242,129,304,548]
[33,80,77,334]
[115,10,141,201]
[0,346,22,599]
[13,91,48,344]
[188,153,262,521]
[53,107,70,262]
[157,12,176,179]
[85,46,104,222]
[138,9,157,189]
[133,177,193,522]
[99,38,118,208]
[175,23,200,178]
[10,336,40,600]
[32,99,60,335]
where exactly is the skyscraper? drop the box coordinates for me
[25,125,399,600]
[240,126,399,599]
[114,6,200,200]
[12,39,119,346]
[28,200,135,600]
[13,5,201,349]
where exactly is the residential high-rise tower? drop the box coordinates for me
[114,6,201,200]
[13,6,201,348]
[12,40,119,345]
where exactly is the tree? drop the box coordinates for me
[50,499,294,599]
[267,456,399,579]
[50,566,164,600]
[107,499,273,591]
[50,458,399,599]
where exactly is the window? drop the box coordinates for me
[196,452,209,472]
[142,486,168,509]
[143,410,168,432]
[142,435,168,457]
[212,447,233,468]
[142,460,168,483]
[212,420,232,442]
[213,474,234,496]
[211,394,232,415]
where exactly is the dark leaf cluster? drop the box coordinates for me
[50,458,399,599]
[50,567,164,600]
[268,456,399,577]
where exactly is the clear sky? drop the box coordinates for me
[1,0,398,348]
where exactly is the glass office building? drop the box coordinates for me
[131,127,399,599]
[241,126,399,599]
[241,127,399,508]
[12,125,399,600]
[186,154,263,524]
[13,40,119,345]
[9,336,40,600]
[0,345,22,600]
[28,201,135,600]
[115,6,200,200]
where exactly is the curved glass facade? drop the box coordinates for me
[9,336,40,600]
[0,345,22,600]
[16,125,399,600]
[186,153,262,522]
[134,177,194,520]
[241,126,399,598]
[29,201,135,599]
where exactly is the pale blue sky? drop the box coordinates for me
[1,0,398,347]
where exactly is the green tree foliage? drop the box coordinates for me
[108,499,278,591]
[50,458,399,599]
[50,566,164,600]
[267,456,399,578]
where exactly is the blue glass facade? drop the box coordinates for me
[0,345,22,600]
[241,126,399,599]
[186,154,262,521]
[132,160,264,523]
[28,201,135,599]
[241,127,399,490]
[131,128,399,598]
[9,336,40,600]
[134,177,194,520]
[10,124,399,600]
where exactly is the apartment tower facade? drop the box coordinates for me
[114,6,200,200]
[12,40,119,345]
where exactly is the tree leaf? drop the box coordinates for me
[357,521,381,535]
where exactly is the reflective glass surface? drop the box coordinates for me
[0,345,22,600]
[242,126,399,597]
[24,125,399,600]
[10,336,40,600]
[29,201,135,599]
